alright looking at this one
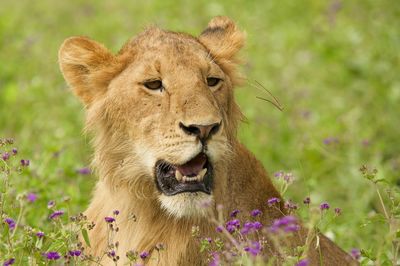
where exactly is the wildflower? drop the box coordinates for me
[20,159,30,166]
[3,258,15,266]
[140,251,149,259]
[303,197,311,205]
[284,200,298,211]
[12,148,17,155]
[244,241,262,256]
[225,219,240,233]
[230,209,240,218]
[250,209,262,217]
[205,237,212,243]
[209,252,220,266]
[241,222,254,235]
[113,210,120,215]
[296,259,309,266]
[283,172,294,183]
[44,252,61,260]
[253,221,263,230]
[105,217,115,223]
[108,250,116,257]
[77,167,91,175]
[350,248,361,260]
[49,210,64,219]
[36,231,45,238]
[216,226,223,233]
[2,152,10,161]
[334,208,342,216]
[4,218,16,230]
[267,197,281,206]
[320,202,330,210]
[68,250,81,256]
[47,200,55,209]
[274,171,284,178]
[269,215,299,233]
[26,192,37,203]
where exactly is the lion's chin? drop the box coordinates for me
[158,193,213,218]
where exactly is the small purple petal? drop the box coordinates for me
[267,197,281,206]
[20,159,30,166]
[320,202,330,210]
[296,259,309,266]
[26,192,37,203]
[12,148,18,155]
[303,197,311,205]
[49,210,64,219]
[4,218,16,230]
[113,210,120,215]
[77,167,91,175]
[3,258,15,266]
[230,209,240,218]
[104,217,115,223]
[36,231,45,238]
[2,152,10,161]
[45,251,61,260]
[140,251,149,259]
[350,248,361,260]
[250,209,262,217]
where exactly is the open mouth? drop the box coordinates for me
[155,152,213,196]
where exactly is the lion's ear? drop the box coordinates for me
[199,16,245,61]
[58,36,120,106]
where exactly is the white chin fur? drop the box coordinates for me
[159,193,213,218]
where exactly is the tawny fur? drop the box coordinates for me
[59,16,357,265]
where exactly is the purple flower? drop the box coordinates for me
[334,207,342,215]
[104,217,115,223]
[320,202,330,210]
[216,226,223,233]
[274,171,284,178]
[44,251,61,260]
[269,216,298,233]
[69,250,81,257]
[303,197,311,205]
[77,167,91,175]
[253,221,263,230]
[140,251,149,259]
[20,159,30,166]
[284,200,298,210]
[3,258,15,266]
[113,210,120,215]
[108,250,116,257]
[250,209,262,217]
[12,148,17,155]
[230,209,240,218]
[244,241,262,256]
[283,172,294,183]
[36,231,45,238]
[205,237,212,243]
[209,252,220,266]
[47,200,55,209]
[267,197,281,206]
[2,152,10,161]
[4,218,16,230]
[26,192,37,203]
[225,219,240,233]
[296,259,309,266]
[350,248,361,260]
[49,210,64,219]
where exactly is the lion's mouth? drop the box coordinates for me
[155,152,213,196]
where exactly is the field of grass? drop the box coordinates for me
[1,0,399,264]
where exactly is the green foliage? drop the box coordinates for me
[0,0,399,264]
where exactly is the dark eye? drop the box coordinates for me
[207,77,221,87]
[144,80,163,91]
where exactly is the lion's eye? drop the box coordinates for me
[207,77,221,87]
[144,80,163,91]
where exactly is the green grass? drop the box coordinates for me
[1,0,399,263]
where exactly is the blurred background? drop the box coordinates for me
[0,0,399,253]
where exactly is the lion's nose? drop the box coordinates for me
[179,122,221,141]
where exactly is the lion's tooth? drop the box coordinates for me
[176,170,183,182]
[197,168,207,181]
[182,176,187,183]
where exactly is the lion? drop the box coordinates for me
[59,16,357,265]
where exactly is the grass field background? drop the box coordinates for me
[1,0,399,262]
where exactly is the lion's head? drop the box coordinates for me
[59,17,245,218]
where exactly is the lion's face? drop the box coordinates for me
[59,17,244,217]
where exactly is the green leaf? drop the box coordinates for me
[81,228,91,247]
